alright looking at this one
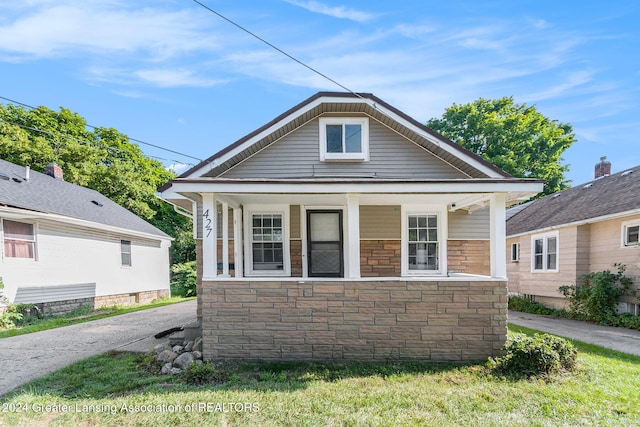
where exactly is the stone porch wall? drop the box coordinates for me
[360,240,401,277]
[200,279,507,362]
[447,240,490,276]
[94,289,169,308]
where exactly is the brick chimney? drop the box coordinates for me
[45,162,64,180]
[594,156,611,179]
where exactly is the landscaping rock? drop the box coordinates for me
[173,352,195,370]
[192,350,202,360]
[172,345,184,353]
[184,340,194,352]
[161,363,173,375]
[153,343,171,354]
[157,350,178,364]
[170,367,182,375]
[193,337,203,352]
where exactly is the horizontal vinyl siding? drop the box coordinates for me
[221,118,468,179]
[448,208,490,240]
[360,205,400,239]
[589,214,640,283]
[14,283,96,304]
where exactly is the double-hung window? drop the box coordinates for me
[402,208,446,275]
[121,240,132,266]
[511,242,520,262]
[3,219,36,259]
[622,221,640,247]
[531,232,558,272]
[319,117,369,161]
[244,206,290,276]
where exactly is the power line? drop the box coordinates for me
[191,0,370,103]
[0,95,203,162]
[0,118,193,167]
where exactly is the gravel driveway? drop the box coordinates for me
[0,299,196,397]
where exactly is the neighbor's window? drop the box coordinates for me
[623,223,640,246]
[319,117,369,161]
[251,214,284,271]
[511,242,520,262]
[3,219,36,259]
[407,214,439,272]
[532,232,558,272]
[121,240,132,266]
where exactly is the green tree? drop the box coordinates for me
[0,104,195,263]
[427,97,576,195]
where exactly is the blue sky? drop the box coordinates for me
[0,0,638,185]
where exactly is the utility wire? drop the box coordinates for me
[0,95,202,162]
[0,118,193,167]
[191,0,370,103]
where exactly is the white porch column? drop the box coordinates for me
[345,193,361,279]
[490,192,507,279]
[221,201,230,277]
[201,193,217,280]
[233,207,243,278]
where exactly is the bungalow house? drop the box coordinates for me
[507,158,640,313]
[158,92,542,362]
[0,159,171,314]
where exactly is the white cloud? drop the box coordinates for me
[283,0,376,23]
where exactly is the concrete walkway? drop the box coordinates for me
[508,310,640,356]
[0,299,196,397]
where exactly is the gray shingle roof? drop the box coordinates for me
[0,159,170,239]
[507,166,640,236]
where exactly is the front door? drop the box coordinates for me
[307,210,343,277]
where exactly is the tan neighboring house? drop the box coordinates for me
[507,158,640,313]
[159,92,542,362]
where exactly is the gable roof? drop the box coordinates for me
[173,92,512,183]
[0,159,170,239]
[507,166,640,236]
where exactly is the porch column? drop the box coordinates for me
[345,193,361,278]
[201,193,217,280]
[490,193,507,278]
[233,207,243,278]
[221,201,230,277]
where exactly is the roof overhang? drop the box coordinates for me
[0,206,173,242]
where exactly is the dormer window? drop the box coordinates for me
[319,117,369,161]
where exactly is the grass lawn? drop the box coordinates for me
[1,324,639,426]
[0,297,194,339]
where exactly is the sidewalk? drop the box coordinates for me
[508,310,640,356]
[0,299,196,397]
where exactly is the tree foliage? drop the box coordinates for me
[0,104,194,263]
[427,97,576,196]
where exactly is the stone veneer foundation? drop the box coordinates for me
[200,279,507,362]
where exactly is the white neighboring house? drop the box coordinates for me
[0,159,172,314]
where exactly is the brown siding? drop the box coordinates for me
[200,279,507,362]
[360,205,400,239]
[448,240,490,276]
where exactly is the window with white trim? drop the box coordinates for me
[244,206,290,276]
[121,240,132,266]
[531,232,558,272]
[511,242,520,262]
[2,219,36,259]
[401,208,446,275]
[319,117,369,161]
[623,222,640,247]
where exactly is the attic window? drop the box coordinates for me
[91,200,104,207]
[319,117,369,161]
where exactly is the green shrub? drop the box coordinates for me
[559,264,633,322]
[170,261,197,297]
[508,295,561,315]
[0,304,25,329]
[492,333,577,378]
